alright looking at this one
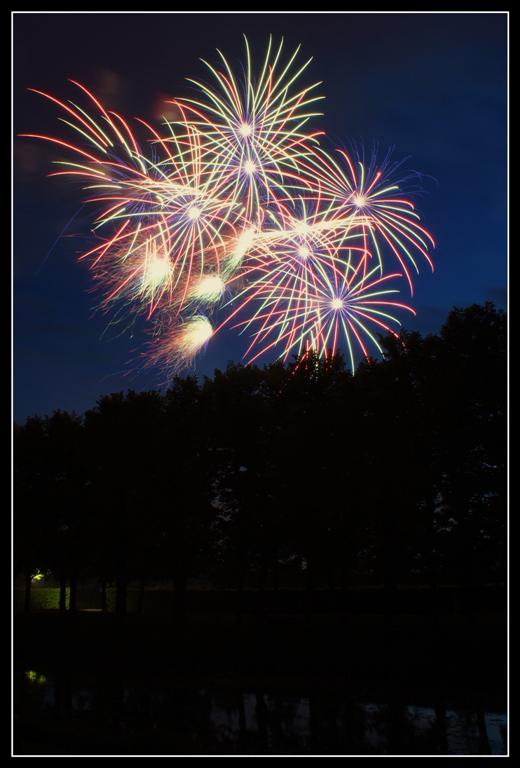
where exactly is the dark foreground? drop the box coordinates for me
[14,601,507,756]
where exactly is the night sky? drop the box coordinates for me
[14,12,507,421]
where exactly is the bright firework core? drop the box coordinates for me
[180,316,213,355]
[238,122,253,138]
[330,298,344,310]
[294,220,310,235]
[191,274,225,302]
[143,255,171,289]
[243,159,256,175]
[187,205,202,220]
[297,245,311,259]
[352,194,368,209]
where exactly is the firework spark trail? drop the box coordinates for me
[216,230,415,370]
[21,36,435,373]
[171,35,325,223]
[293,145,436,290]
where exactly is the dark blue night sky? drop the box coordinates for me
[14,12,507,421]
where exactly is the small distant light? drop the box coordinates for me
[330,298,344,310]
[25,670,47,685]
[31,569,45,583]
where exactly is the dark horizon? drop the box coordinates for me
[14,12,507,420]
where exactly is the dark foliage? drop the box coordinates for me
[14,304,506,613]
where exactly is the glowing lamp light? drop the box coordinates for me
[25,670,47,685]
[31,569,45,583]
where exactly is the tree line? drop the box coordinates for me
[14,303,506,616]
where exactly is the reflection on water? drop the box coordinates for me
[15,669,507,755]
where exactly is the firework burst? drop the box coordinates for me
[221,238,414,370]
[296,145,436,292]
[171,35,324,222]
[21,37,435,374]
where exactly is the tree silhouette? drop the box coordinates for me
[13,303,506,618]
